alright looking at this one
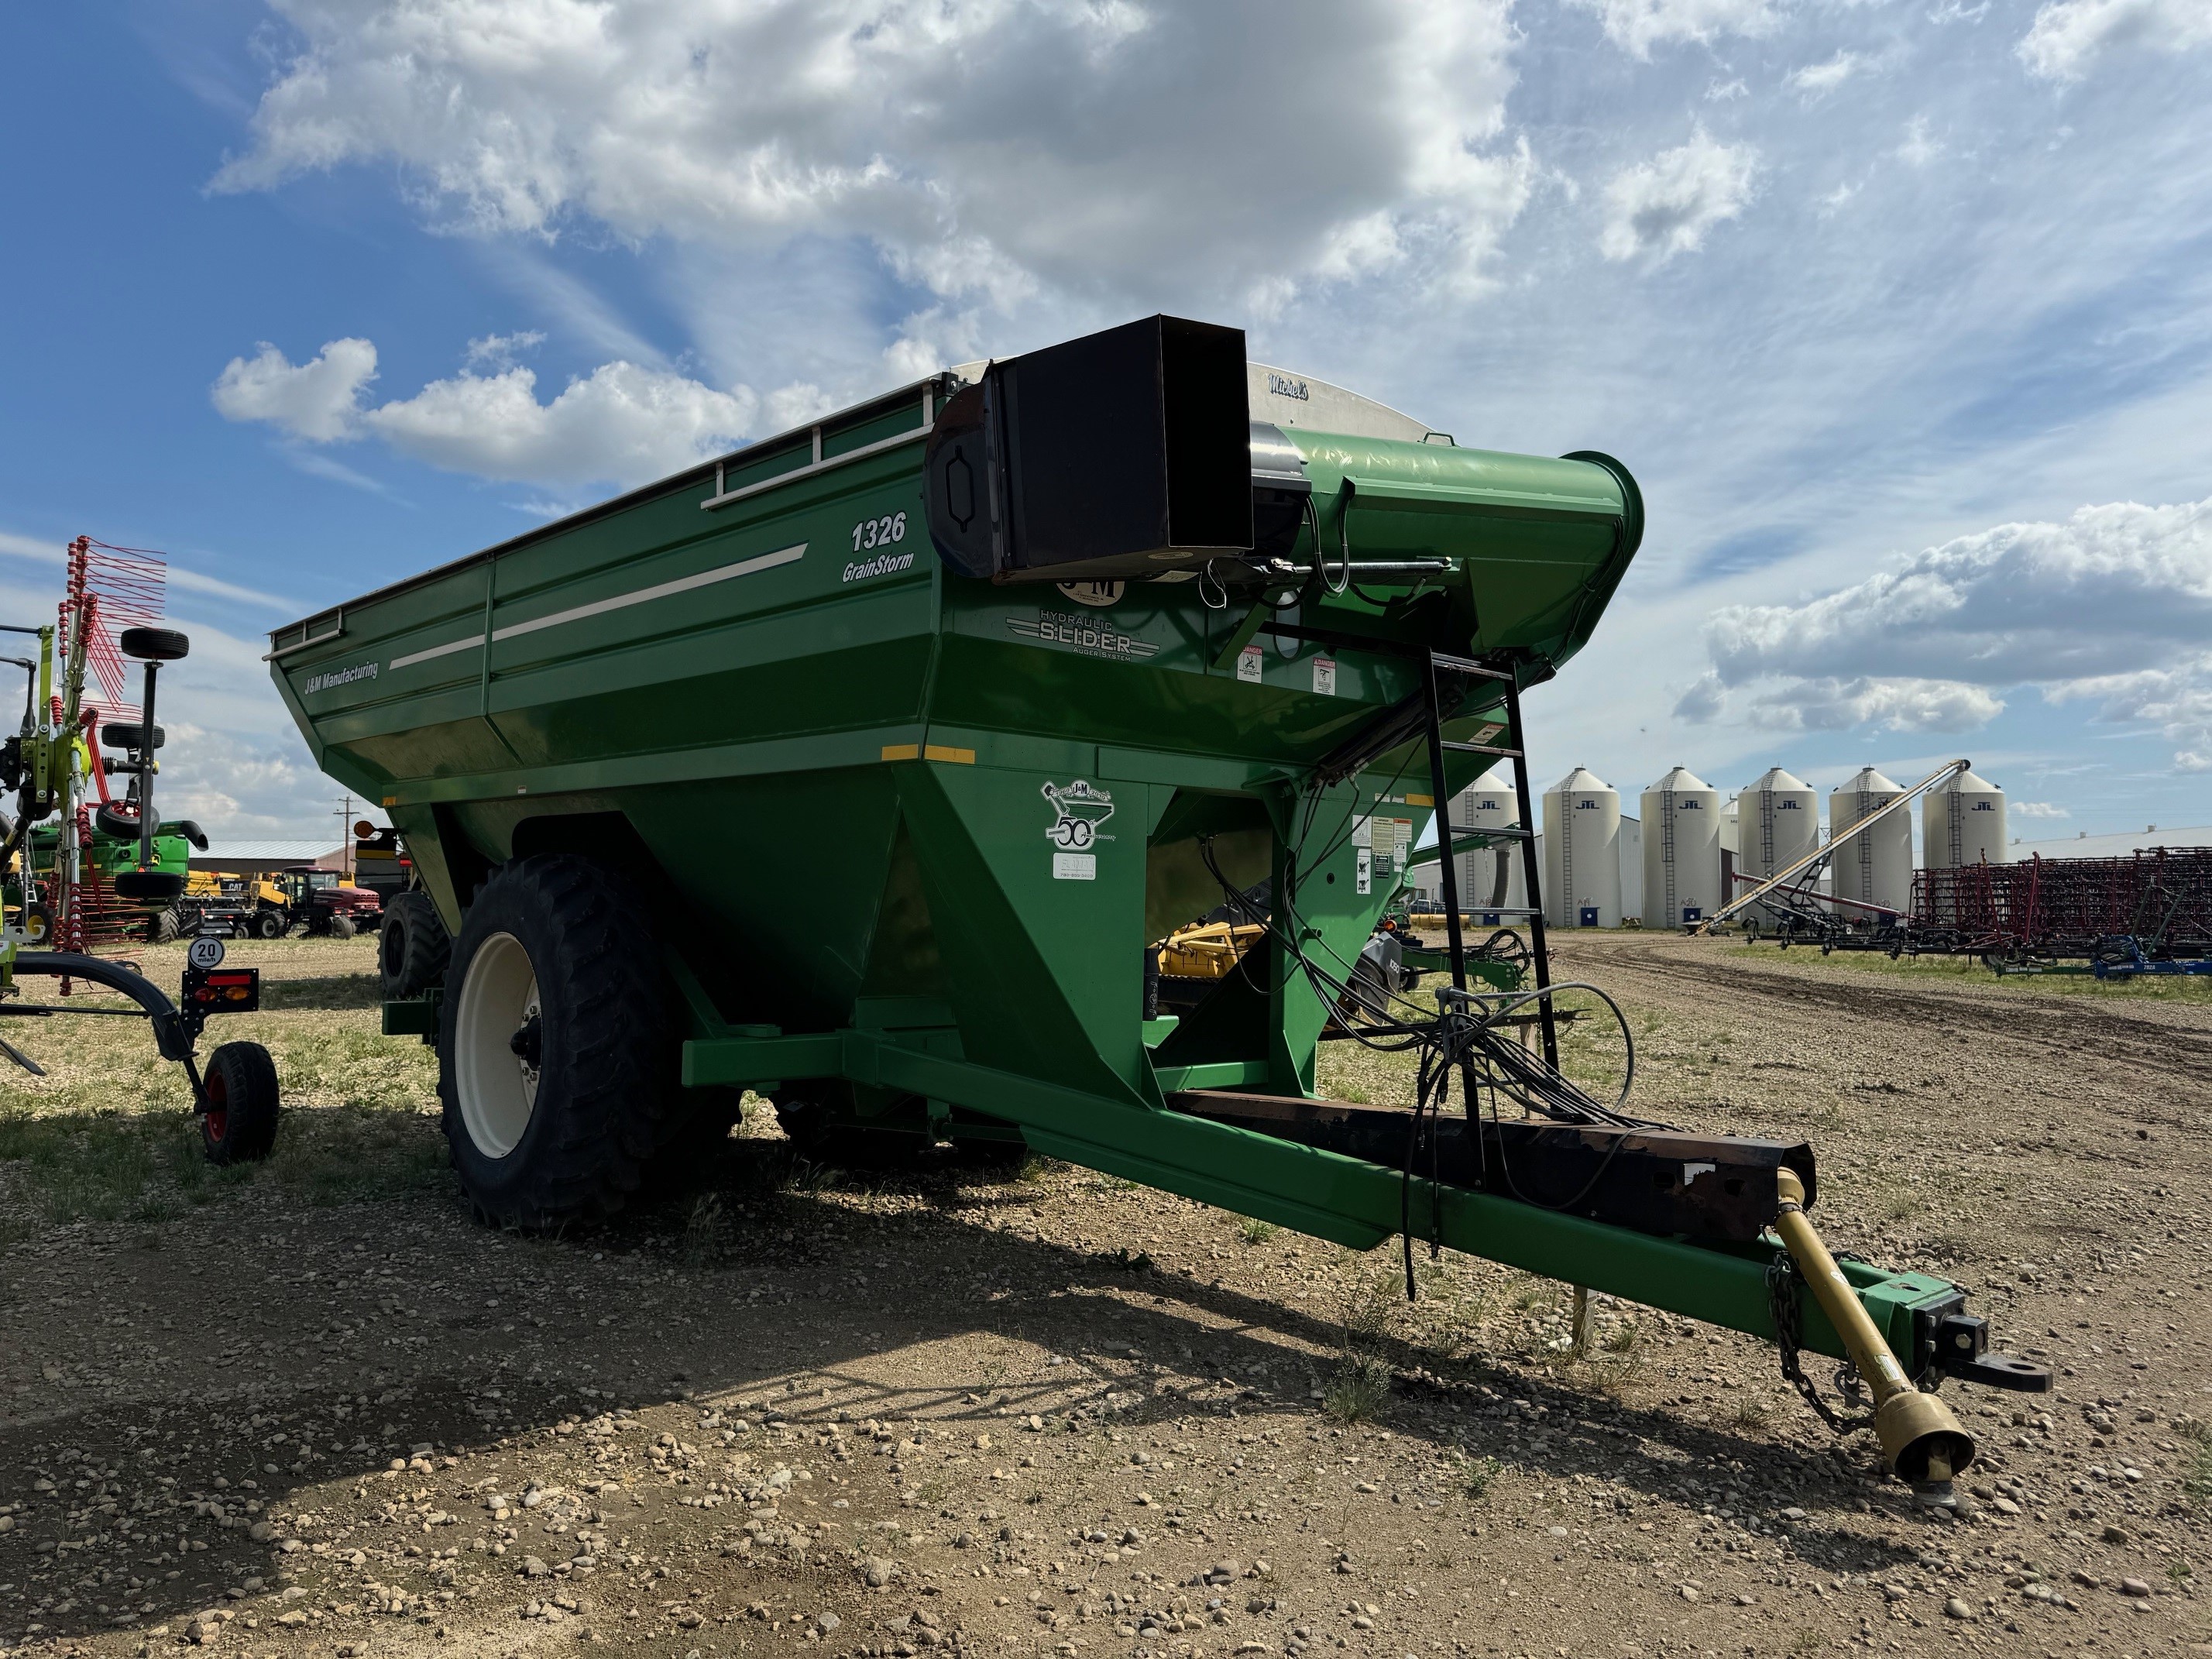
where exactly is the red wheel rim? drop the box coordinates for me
[203,1070,228,1147]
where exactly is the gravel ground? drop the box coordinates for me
[0,933,2205,1659]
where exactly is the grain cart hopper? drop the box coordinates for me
[271,316,2045,1487]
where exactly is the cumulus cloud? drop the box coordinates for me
[211,0,1534,313]
[2019,0,2212,81]
[1686,496,2212,768]
[364,361,757,487]
[2044,654,2212,771]
[2011,800,2070,819]
[212,338,786,489]
[1743,676,2006,733]
[1599,130,1759,265]
[211,338,377,441]
[1570,0,1779,57]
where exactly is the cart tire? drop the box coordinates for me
[200,1042,280,1165]
[379,891,452,998]
[329,912,357,940]
[156,904,187,944]
[438,854,675,1229]
[252,910,285,940]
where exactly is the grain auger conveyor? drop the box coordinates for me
[270,315,2048,1490]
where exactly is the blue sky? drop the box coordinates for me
[2,0,2207,840]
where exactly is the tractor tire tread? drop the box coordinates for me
[436,854,677,1231]
[378,891,452,998]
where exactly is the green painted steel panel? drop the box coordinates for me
[276,353,1990,1366]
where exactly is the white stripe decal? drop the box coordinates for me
[388,633,487,672]
[384,543,806,673]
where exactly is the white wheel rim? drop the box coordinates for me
[455,930,541,1159]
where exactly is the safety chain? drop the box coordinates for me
[1765,1257,1875,1434]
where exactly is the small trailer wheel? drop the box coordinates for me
[201,1042,280,1165]
[94,803,146,841]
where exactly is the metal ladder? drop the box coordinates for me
[1417,651,1558,1069]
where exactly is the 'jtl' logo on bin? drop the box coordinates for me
[1042,780,1115,850]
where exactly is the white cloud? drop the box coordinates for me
[2011,800,2070,818]
[212,338,795,489]
[362,360,757,487]
[210,337,377,441]
[1689,496,2212,768]
[2019,0,2212,81]
[212,0,1533,314]
[1599,130,1760,264]
[1570,0,1779,57]
[760,383,836,433]
[1743,676,2007,733]
[1788,50,1863,94]
[464,329,545,369]
[2044,653,2212,772]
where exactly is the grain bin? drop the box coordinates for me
[1543,767,1622,927]
[1829,766,1912,919]
[1925,768,2008,870]
[1740,767,1820,922]
[1448,768,1526,916]
[1640,765,1723,927]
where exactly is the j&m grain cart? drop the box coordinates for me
[271,317,2045,1489]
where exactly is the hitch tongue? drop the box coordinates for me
[1773,1167,1975,1489]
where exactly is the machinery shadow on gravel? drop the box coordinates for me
[612,1136,1937,1565]
[0,1129,1934,1646]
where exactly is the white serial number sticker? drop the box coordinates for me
[1053,853,1096,881]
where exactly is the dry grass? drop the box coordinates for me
[1723,939,2212,1003]
[0,937,446,1226]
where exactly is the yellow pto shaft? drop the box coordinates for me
[1773,1167,1975,1486]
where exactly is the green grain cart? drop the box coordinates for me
[272,317,2042,1486]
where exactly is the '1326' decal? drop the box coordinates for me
[851,512,908,552]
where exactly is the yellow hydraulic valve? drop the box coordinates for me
[1773,1166,1975,1486]
[1154,921,1264,981]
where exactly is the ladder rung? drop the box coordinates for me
[1429,652,1511,682]
[1441,740,1520,756]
